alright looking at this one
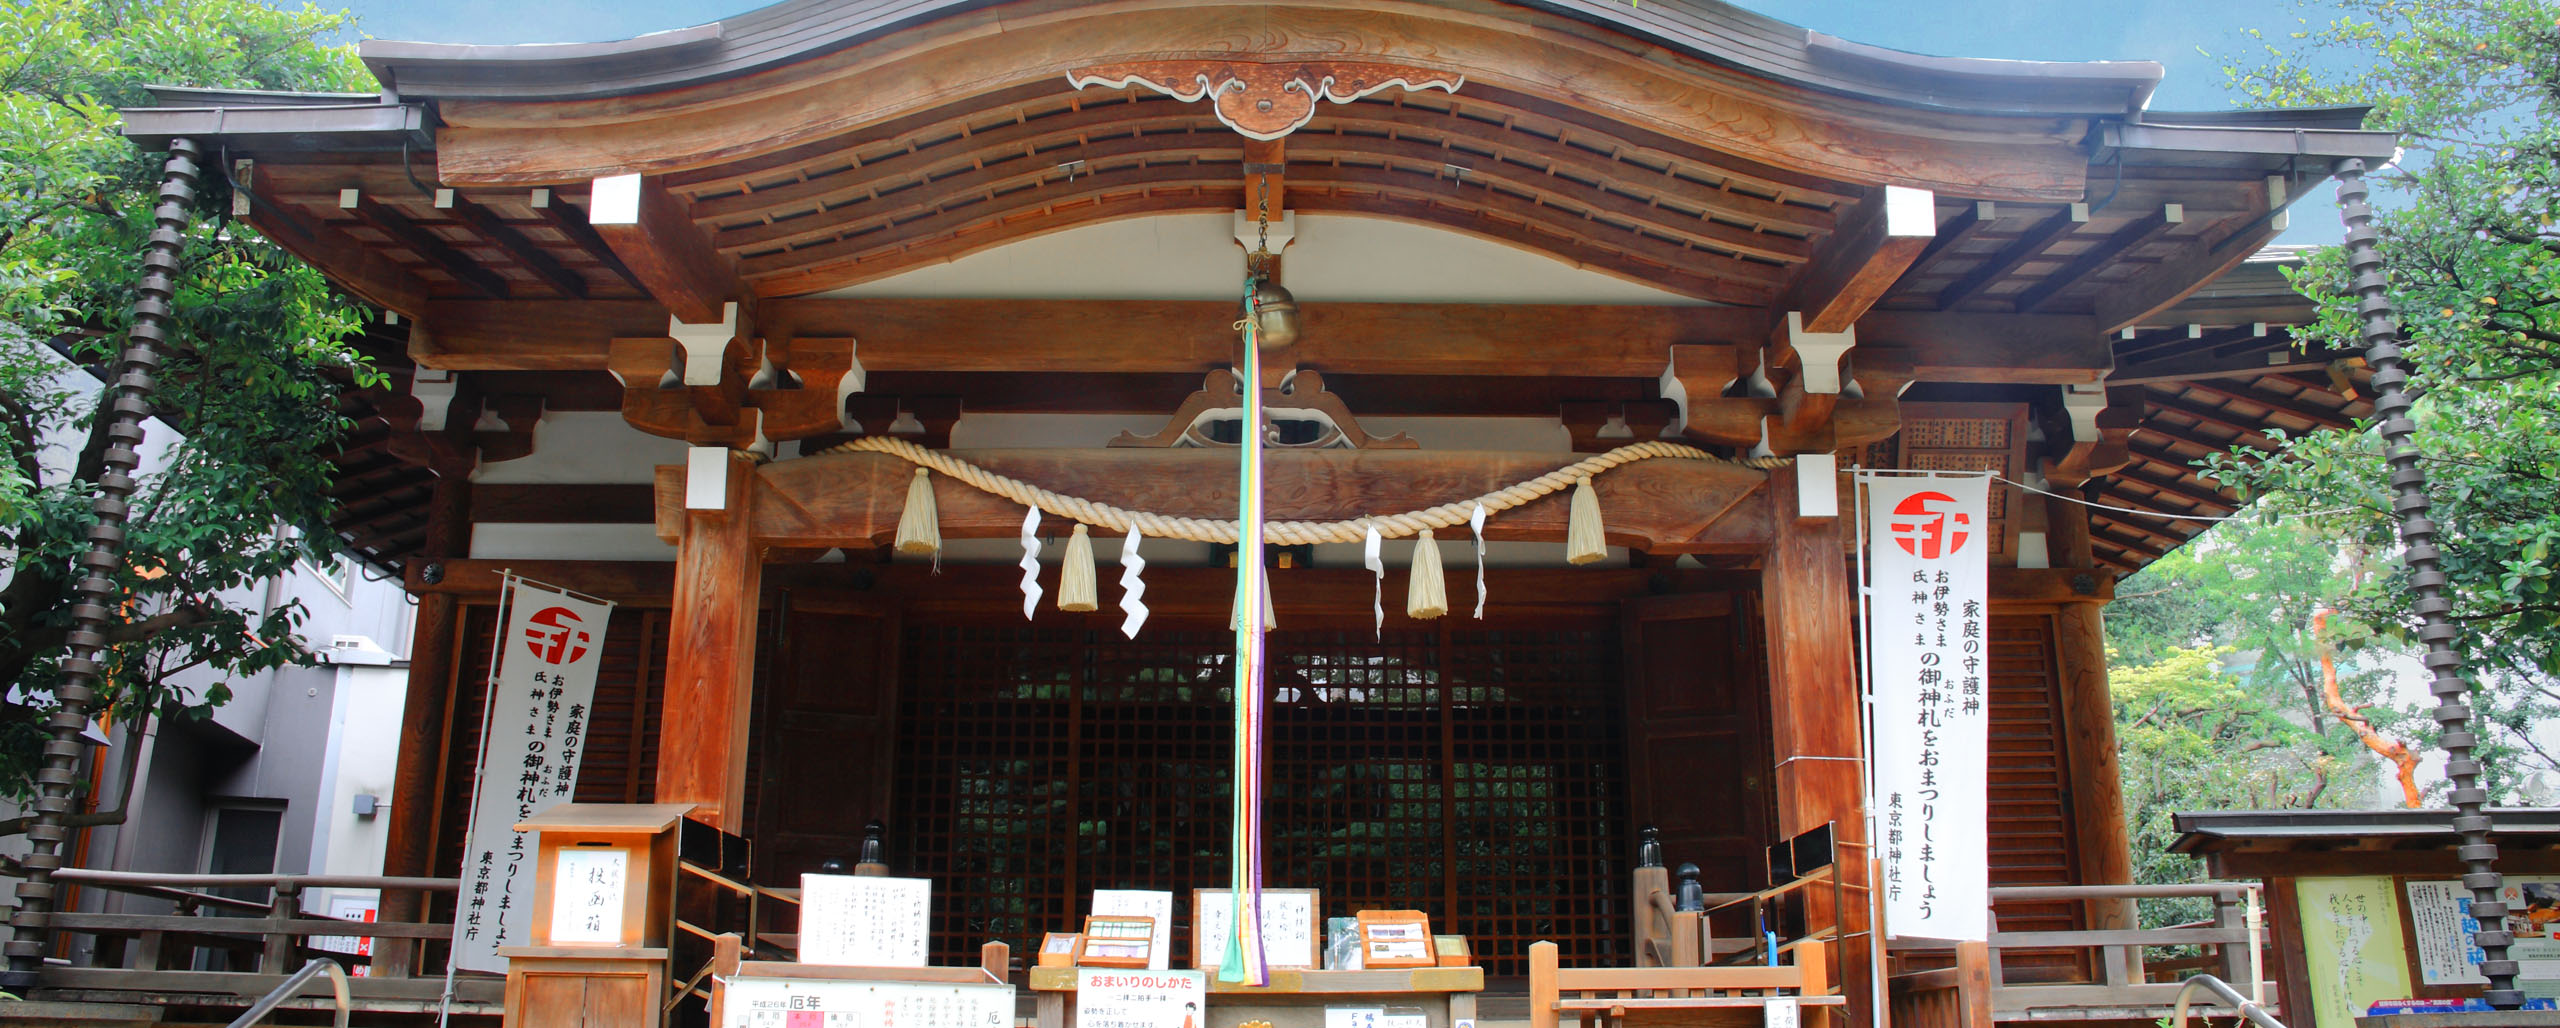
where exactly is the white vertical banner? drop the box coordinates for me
[1862,473,1991,942]
[450,577,615,972]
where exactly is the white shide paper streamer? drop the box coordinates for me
[1119,527,1149,638]
[1364,524,1385,639]
[1470,501,1488,619]
[1018,506,1044,620]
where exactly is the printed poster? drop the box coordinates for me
[1862,474,1991,941]
[2298,876,2413,1027]
[450,578,613,973]
[1076,969,1206,1028]
[800,874,932,967]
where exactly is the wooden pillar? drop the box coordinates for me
[654,449,762,832]
[377,455,473,976]
[2045,493,2134,931]
[1759,466,1871,1025]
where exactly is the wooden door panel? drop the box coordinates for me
[1622,592,1772,895]
[752,597,900,884]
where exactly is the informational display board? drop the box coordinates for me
[547,847,629,944]
[1862,474,1990,941]
[721,977,1013,1028]
[2500,878,2560,999]
[451,579,613,972]
[2298,876,2413,1027]
[800,874,932,967]
[1076,968,1205,1028]
[1193,888,1320,970]
[2406,880,2489,986]
[1092,889,1175,970]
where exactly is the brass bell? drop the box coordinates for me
[1242,279,1300,350]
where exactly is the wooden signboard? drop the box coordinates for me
[1076,915,1157,969]
[1355,910,1437,969]
[1039,933,1081,969]
[1191,888,1322,971]
[721,976,1014,1028]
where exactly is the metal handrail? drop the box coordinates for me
[225,957,352,1028]
[2173,974,2287,1028]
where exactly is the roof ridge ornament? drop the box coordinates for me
[1065,59,1463,141]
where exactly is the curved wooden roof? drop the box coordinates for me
[361,0,2163,113]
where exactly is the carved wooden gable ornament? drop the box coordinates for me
[1066,60,1465,140]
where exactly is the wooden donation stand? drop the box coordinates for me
[499,802,692,1028]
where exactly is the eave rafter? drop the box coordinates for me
[670,84,1856,302]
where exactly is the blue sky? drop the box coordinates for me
[333,0,2355,239]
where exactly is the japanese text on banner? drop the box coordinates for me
[1864,474,1990,941]
[450,579,613,973]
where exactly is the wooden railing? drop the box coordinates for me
[28,868,503,1010]
[1889,882,2271,1026]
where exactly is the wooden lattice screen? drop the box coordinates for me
[891,619,1630,977]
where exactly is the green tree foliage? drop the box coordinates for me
[2203,0,2560,796]
[0,0,378,807]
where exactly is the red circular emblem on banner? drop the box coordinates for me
[1888,491,1973,560]
[522,606,593,665]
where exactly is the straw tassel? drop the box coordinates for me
[1059,524,1098,612]
[894,468,941,557]
[1407,529,1448,619]
[1566,475,1606,565]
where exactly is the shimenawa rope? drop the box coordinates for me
[814,435,1792,546]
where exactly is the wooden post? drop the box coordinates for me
[377,454,473,978]
[2044,494,2135,934]
[655,449,763,832]
[1759,466,1870,1025]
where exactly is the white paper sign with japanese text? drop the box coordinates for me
[1076,969,1206,1028]
[1863,473,1990,941]
[800,874,933,967]
[721,977,1014,1028]
[547,847,628,944]
[450,577,613,972]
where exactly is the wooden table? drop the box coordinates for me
[1031,966,1485,1028]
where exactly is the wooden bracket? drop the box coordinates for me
[376,368,544,469]
[1562,399,1677,453]
[1109,370,1416,449]
[588,172,739,324]
[2041,384,2140,486]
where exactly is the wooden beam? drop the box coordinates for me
[471,483,657,523]
[2172,379,2358,431]
[2095,183,2289,332]
[587,174,737,325]
[1935,205,2085,310]
[2011,205,2183,312]
[2140,393,2284,445]
[401,297,2116,385]
[2091,525,2172,562]
[438,194,589,299]
[1909,200,1996,271]
[655,448,1775,555]
[656,450,760,833]
[344,193,510,298]
[529,188,646,292]
[2107,466,2240,514]
[1779,185,1936,333]
[238,166,427,317]
[2108,344,2360,387]
[409,299,668,371]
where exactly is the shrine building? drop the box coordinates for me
[58,1,2400,1025]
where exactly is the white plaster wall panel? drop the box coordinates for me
[472,411,688,484]
[469,523,677,561]
[821,212,1702,305]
